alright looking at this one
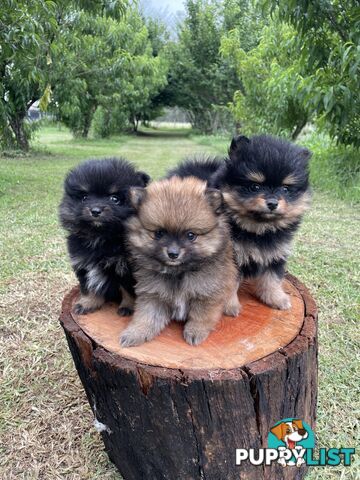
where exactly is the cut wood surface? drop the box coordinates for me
[60,274,318,480]
[72,279,304,370]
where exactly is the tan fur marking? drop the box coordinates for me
[223,283,241,316]
[130,187,146,209]
[109,185,119,194]
[282,174,298,185]
[233,238,291,268]
[254,196,267,208]
[75,292,104,313]
[278,198,286,210]
[223,188,311,235]
[246,171,265,183]
[254,271,291,310]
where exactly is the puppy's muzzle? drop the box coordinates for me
[266,197,278,211]
[90,207,103,217]
[167,246,180,260]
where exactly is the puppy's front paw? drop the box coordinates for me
[270,292,291,310]
[117,306,134,317]
[120,326,149,347]
[73,303,99,315]
[224,299,242,317]
[183,325,210,346]
[259,291,291,310]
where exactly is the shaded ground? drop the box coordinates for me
[0,126,359,479]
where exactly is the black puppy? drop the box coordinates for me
[59,158,150,315]
[168,135,311,310]
[212,135,311,310]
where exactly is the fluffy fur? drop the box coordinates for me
[121,176,240,347]
[211,135,312,309]
[166,155,223,182]
[59,158,150,315]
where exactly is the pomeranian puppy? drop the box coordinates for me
[120,176,240,347]
[212,135,312,310]
[168,135,311,310]
[59,158,150,315]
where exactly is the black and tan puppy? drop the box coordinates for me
[212,135,312,310]
[59,158,150,315]
[120,176,240,347]
[168,135,311,310]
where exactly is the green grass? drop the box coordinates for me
[0,125,359,479]
[302,132,360,205]
[0,125,220,284]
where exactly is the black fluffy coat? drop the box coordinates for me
[59,158,150,304]
[166,135,311,283]
[166,156,223,182]
[211,135,311,280]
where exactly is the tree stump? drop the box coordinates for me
[59,274,317,480]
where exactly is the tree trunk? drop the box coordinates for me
[60,274,317,480]
[82,105,96,138]
[9,114,29,150]
[291,119,307,141]
[191,110,214,134]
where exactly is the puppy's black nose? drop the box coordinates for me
[266,199,278,211]
[167,247,179,260]
[90,207,102,217]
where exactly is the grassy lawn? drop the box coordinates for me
[0,125,359,479]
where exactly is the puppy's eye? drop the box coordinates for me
[110,195,120,204]
[249,183,261,192]
[154,229,165,240]
[82,194,88,202]
[186,231,197,242]
[282,186,289,193]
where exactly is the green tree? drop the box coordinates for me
[160,0,244,133]
[221,19,311,139]
[0,0,127,150]
[268,0,360,147]
[51,9,167,137]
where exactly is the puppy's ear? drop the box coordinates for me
[298,148,312,163]
[292,419,304,430]
[130,187,146,209]
[270,423,285,441]
[229,135,250,160]
[209,164,226,188]
[205,188,223,214]
[138,171,151,186]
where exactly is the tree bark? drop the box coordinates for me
[291,119,307,141]
[60,274,317,480]
[9,114,29,150]
[82,104,97,138]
